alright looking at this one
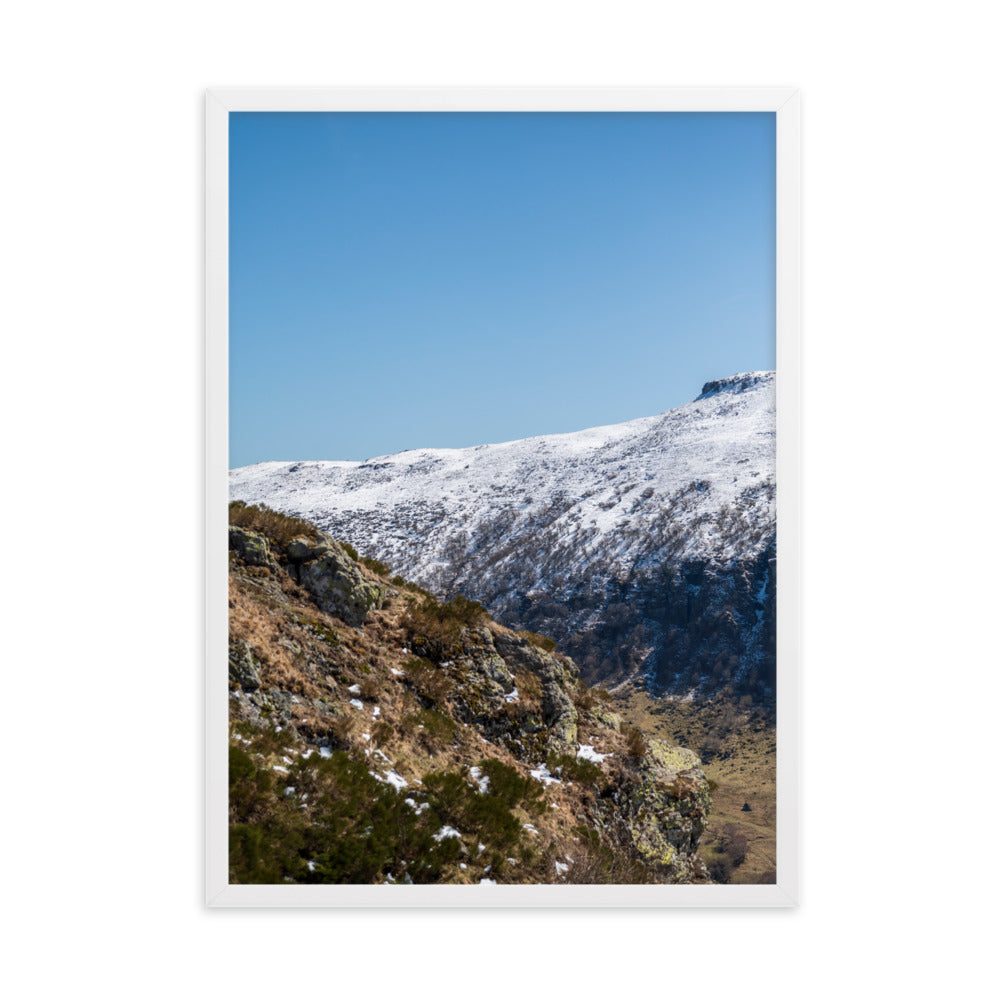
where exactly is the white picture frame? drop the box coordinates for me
[206,86,801,908]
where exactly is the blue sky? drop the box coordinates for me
[230,112,775,467]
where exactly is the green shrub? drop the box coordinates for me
[478,759,544,814]
[516,630,556,652]
[405,595,490,655]
[404,706,457,745]
[229,731,463,885]
[229,501,318,546]
[546,752,602,786]
[360,555,391,576]
[392,575,433,597]
[422,764,525,852]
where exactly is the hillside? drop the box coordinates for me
[229,371,776,699]
[227,503,713,885]
[614,686,776,884]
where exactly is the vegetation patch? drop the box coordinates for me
[622,724,649,759]
[546,751,604,786]
[229,728,465,884]
[404,595,490,655]
[229,501,319,546]
[403,656,455,706]
[360,555,391,576]
[516,629,557,652]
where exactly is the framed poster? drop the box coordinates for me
[206,87,800,907]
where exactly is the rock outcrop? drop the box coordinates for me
[602,741,711,877]
[287,534,386,627]
[227,505,712,886]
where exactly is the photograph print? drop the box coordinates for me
[221,104,784,894]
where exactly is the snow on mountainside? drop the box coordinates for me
[230,372,777,699]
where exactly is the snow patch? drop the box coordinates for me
[577,744,610,764]
[530,764,562,786]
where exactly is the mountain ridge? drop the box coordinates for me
[230,371,776,699]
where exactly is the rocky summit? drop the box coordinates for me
[227,503,712,885]
[229,371,776,700]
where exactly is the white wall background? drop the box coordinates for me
[3,2,996,996]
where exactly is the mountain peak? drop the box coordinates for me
[696,370,774,401]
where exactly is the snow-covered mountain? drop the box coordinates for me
[230,371,776,699]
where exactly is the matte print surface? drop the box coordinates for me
[207,90,800,906]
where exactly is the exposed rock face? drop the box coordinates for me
[492,632,578,752]
[294,542,386,627]
[229,526,278,570]
[605,741,711,876]
[228,638,262,692]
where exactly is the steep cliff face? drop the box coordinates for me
[227,504,711,885]
[229,372,776,700]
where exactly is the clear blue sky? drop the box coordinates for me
[230,112,775,467]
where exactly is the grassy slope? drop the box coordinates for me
[614,686,776,884]
[228,537,708,885]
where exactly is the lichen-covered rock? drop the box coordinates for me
[228,639,262,692]
[598,738,710,881]
[296,542,386,627]
[590,702,623,732]
[229,526,277,570]
[285,534,330,563]
[492,632,578,752]
[450,629,515,723]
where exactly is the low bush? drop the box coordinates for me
[516,630,556,652]
[623,725,649,759]
[561,826,651,885]
[228,730,462,884]
[719,823,749,867]
[478,759,544,814]
[405,595,489,657]
[402,706,457,746]
[358,676,380,702]
[404,656,454,706]
[546,752,603,786]
[706,851,733,883]
[422,760,541,854]
[229,501,318,546]
[360,555,390,576]
[391,575,433,597]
